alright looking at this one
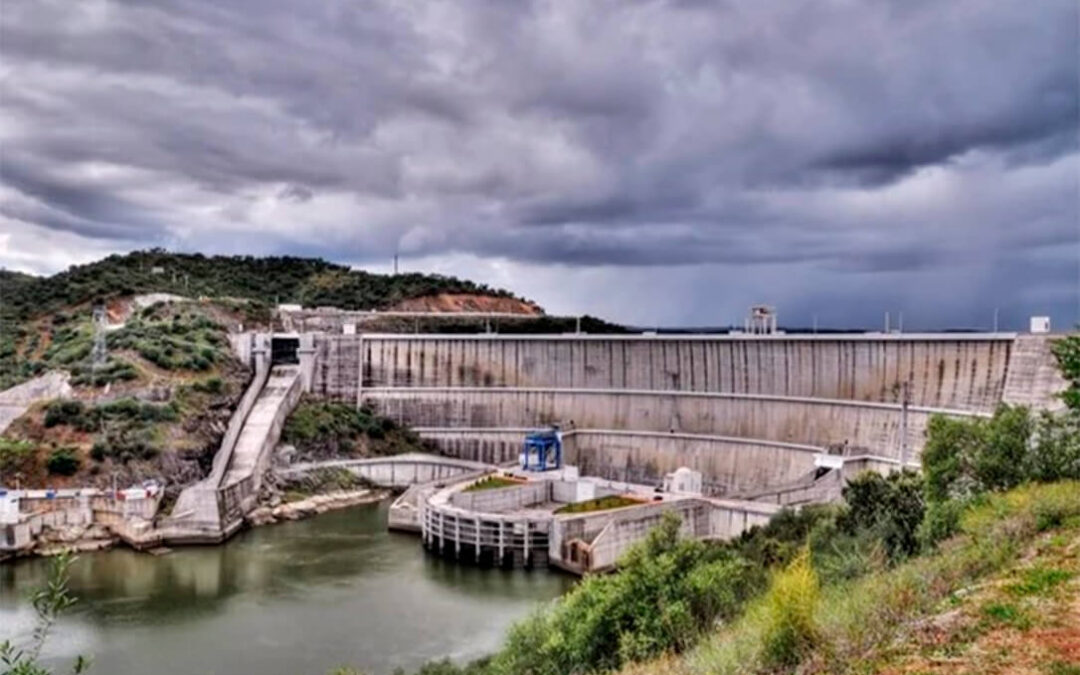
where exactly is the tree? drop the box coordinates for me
[840,470,925,561]
[0,552,91,674]
[1051,334,1080,412]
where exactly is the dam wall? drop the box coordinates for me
[315,334,1014,411]
[294,332,1067,494]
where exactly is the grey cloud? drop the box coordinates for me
[0,0,1076,327]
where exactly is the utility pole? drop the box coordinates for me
[884,311,890,334]
[898,311,904,333]
[900,381,911,467]
[993,308,1000,332]
[91,304,108,387]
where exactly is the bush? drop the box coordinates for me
[840,470,924,561]
[759,548,819,668]
[46,448,81,476]
[922,405,1034,502]
[493,513,764,674]
[917,497,968,550]
[192,376,225,395]
[44,400,86,428]
[1051,334,1080,412]
[1027,410,1080,481]
[0,438,36,474]
[976,404,1032,492]
[91,427,159,463]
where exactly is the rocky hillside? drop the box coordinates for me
[388,292,542,315]
[0,300,249,492]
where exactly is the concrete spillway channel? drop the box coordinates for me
[163,361,303,543]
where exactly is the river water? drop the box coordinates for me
[0,501,573,675]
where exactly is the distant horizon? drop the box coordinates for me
[1,247,1071,335]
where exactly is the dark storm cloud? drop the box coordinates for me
[0,0,1076,326]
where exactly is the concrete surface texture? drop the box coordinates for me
[279,453,493,489]
[295,332,1068,495]
[0,371,71,434]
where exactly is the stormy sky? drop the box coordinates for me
[1,0,1077,330]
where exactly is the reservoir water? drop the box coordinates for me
[0,501,573,675]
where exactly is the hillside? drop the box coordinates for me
[0,300,250,492]
[0,249,535,323]
[0,251,598,494]
[0,250,547,391]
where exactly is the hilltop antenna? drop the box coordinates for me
[393,250,399,275]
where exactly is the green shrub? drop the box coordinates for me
[493,513,764,675]
[976,404,1032,492]
[840,470,924,561]
[980,602,1032,630]
[1051,334,1080,412]
[44,399,86,428]
[1005,567,1072,597]
[46,448,81,476]
[918,497,968,550]
[923,405,1035,502]
[1027,410,1080,481]
[0,438,36,474]
[759,548,819,668]
[91,426,159,463]
[192,376,225,394]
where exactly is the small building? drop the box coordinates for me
[1030,316,1051,334]
[744,305,778,335]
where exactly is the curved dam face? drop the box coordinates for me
[297,333,1064,496]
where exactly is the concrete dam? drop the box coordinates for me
[294,332,1065,497]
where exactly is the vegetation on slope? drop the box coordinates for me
[0,249,529,324]
[0,249,550,391]
[281,398,436,461]
[0,302,247,490]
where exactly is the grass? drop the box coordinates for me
[554,494,644,514]
[979,601,1033,630]
[0,437,37,475]
[463,476,523,492]
[628,480,1080,675]
[1005,567,1073,597]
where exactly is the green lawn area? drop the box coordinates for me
[554,495,644,515]
[463,475,523,492]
